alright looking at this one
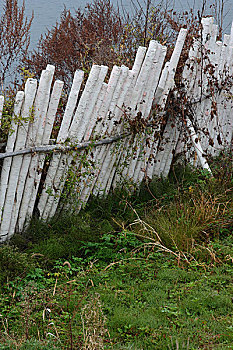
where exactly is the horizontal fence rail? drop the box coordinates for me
[0,17,232,242]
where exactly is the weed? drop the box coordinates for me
[0,245,35,284]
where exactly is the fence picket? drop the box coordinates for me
[0,95,4,127]
[133,44,168,184]
[116,40,161,184]
[45,65,108,219]
[70,65,123,206]
[78,59,138,204]
[91,66,132,196]
[0,78,37,239]
[146,28,187,179]
[14,67,55,234]
[37,70,84,218]
[0,91,24,233]
[16,79,64,232]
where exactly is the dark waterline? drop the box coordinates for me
[0,0,232,50]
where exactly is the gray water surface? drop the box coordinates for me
[0,0,232,50]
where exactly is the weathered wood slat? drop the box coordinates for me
[17,79,64,232]
[96,70,135,197]
[41,66,102,219]
[78,46,147,202]
[117,40,161,184]
[72,65,123,205]
[109,45,149,189]
[133,44,168,184]
[0,95,4,127]
[146,28,187,179]
[153,118,178,177]
[68,83,108,209]
[0,78,37,239]
[13,67,55,235]
[76,65,124,204]
[46,65,108,219]
[0,91,24,231]
[37,70,84,218]
[92,66,131,196]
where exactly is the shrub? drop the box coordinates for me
[0,245,35,284]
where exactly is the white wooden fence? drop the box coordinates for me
[0,17,232,242]
[179,17,233,161]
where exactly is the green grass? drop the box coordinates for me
[0,154,232,349]
[0,236,233,349]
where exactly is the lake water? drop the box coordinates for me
[0,0,232,50]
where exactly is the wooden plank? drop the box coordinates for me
[58,70,84,141]
[11,67,55,236]
[70,83,108,208]
[0,78,37,239]
[153,118,177,176]
[201,25,221,153]
[92,66,131,196]
[133,44,168,184]
[0,95,4,128]
[0,91,24,237]
[221,34,233,145]
[146,28,187,179]
[181,19,214,161]
[70,64,124,204]
[25,80,64,220]
[92,66,130,195]
[220,46,233,148]
[111,45,151,189]
[96,45,149,192]
[44,65,108,219]
[185,20,233,159]
[47,65,108,218]
[37,70,84,217]
[98,70,136,196]
[63,71,113,208]
[117,41,159,184]
[186,117,212,174]
[163,126,180,177]
[65,65,122,209]
[15,79,64,233]
[229,21,233,47]
[160,120,180,177]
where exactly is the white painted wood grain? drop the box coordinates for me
[16,80,64,233]
[0,79,37,239]
[118,41,159,183]
[0,95,4,127]
[146,28,187,179]
[14,68,55,235]
[45,65,108,219]
[92,66,131,196]
[37,70,84,217]
[186,117,212,174]
[70,65,122,206]
[134,44,167,184]
[72,83,108,208]
[0,91,24,234]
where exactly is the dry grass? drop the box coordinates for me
[81,293,112,350]
[128,182,232,252]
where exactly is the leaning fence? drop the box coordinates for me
[0,17,232,242]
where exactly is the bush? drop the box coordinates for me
[0,245,35,284]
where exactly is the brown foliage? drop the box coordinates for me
[0,0,33,89]
[24,0,123,88]
[23,0,187,90]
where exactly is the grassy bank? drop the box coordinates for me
[0,154,232,349]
